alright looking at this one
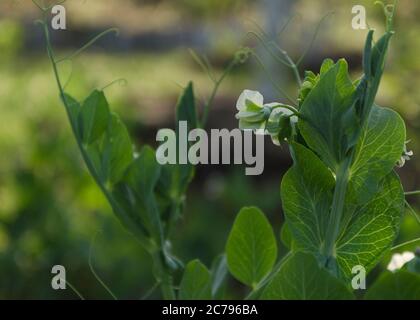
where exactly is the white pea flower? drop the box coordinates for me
[235,90,271,132]
[235,90,297,145]
[387,251,415,272]
[397,141,413,167]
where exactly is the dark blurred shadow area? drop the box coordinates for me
[0,0,419,299]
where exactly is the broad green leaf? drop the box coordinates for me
[179,260,212,300]
[60,90,166,250]
[85,113,133,186]
[226,207,277,288]
[156,83,196,228]
[281,143,334,257]
[357,30,393,123]
[210,254,228,299]
[60,92,151,246]
[78,90,110,144]
[362,30,374,79]
[176,81,198,131]
[336,171,404,278]
[281,144,404,279]
[101,113,133,185]
[371,32,392,79]
[112,146,163,246]
[280,222,294,250]
[155,162,193,226]
[347,105,405,206]
[261,252,354,300]
[124,146,161,195]
[174,82,197,189]
[155,165,181,225]
[365,271,420,300]
[320,58,334,75]
[298,59,358,171]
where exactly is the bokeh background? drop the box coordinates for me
[0,0,419,299]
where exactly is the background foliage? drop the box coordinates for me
[0,0,419,299]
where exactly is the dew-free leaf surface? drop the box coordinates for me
[226,207,277,288]
[281,144,404,279]
[179,260,212,300]
[262,252,354,300]
[365,270,420,300]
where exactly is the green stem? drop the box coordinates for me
[270,103,300,115]
[55,28,120,64]
[281,49,302,87]
[245,251,293,300]
[38,14,174,299]
[201,59,236,127]
[323,156,353,265]
[140,281,160,300]
[269,103,310,123]
[391,237,420,251]
[152,252,176,300]
[405,190,420,196]
[89,233,118,300]
[66,280,85,300]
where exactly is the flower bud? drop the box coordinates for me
[298,71,319,107]
[265,105,297,145]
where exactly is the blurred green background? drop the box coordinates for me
[0,0,419,299]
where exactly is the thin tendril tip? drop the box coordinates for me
[101,78,128,91]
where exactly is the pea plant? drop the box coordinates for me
[35,0,420,300]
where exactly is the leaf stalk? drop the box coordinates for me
[323,154,353,270]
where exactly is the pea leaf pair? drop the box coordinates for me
[61,84,197,263]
